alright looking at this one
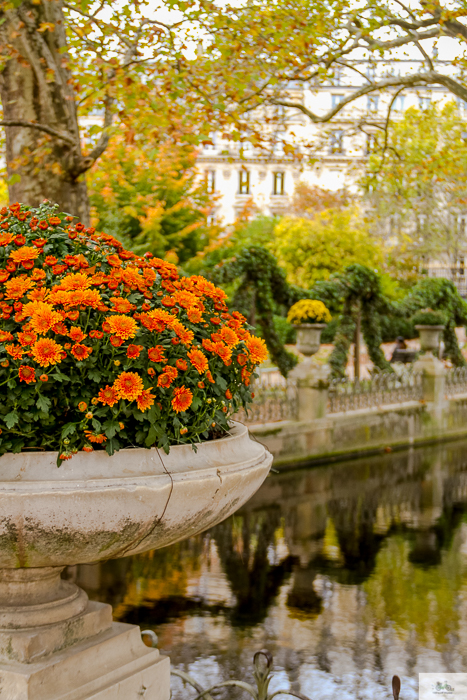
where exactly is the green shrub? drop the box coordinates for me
[321,318,339,343]
[412,309,447,326]
[379,316,417,342]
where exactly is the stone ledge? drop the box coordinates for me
[0,620,169,700]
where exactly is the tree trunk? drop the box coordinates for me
[354,310,361,381]
[0,1,90,222]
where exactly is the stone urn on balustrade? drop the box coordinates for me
[295,323,327,357]
[412,309,446,358]
[0,422,271,699]
[415,325,445,355]
[287,300,332,421]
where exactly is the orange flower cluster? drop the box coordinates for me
[0,202,268,462]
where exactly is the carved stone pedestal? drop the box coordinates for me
[0,568,170,700]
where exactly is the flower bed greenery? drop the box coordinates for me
[0,203,267,464]
[411,309,446,326]
[287,299,331,325]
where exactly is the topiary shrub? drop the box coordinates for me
[412,309,447,326]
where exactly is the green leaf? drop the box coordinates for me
[36,395,51,413]
[61,422,76,438]
[88,369,102,382]
[103,419,120,439]
[4,411,19,429]
[144,425,159,447]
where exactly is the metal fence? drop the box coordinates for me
[446,367,467,397]
[327,369,424,413]
[235,367,429,425]
[234,377,298,425]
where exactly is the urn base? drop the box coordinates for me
[0,616,169,700]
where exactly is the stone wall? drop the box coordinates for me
[249,354,467,470]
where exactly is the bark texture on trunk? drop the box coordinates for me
[0,1,90,222]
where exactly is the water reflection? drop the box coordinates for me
[76,441,467,699]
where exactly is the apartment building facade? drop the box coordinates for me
[197,60,458,226]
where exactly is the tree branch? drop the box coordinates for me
[271,71,467,124]
[0,120,75,145]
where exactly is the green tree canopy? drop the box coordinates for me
[272,211,383,288]
[88,137,216,263]
[363,102,467,266]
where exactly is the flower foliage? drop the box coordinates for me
[287,299,331,325]
[0,202,267,464]
[411,309,447,327]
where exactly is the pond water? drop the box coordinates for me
[74,441,467,699]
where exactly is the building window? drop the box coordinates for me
[204,135,217,151]
[367,95,379,112]
[329,130,344,154]
[393,94,406,112]
[365,134,377,155]
[331,94,345,109]
[332,67,342,86]
[459,216,467,237]
[419,96,431,109]
[205,170,215,194]
[273,172,285,195]
[238,170,250,195]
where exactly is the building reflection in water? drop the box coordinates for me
[74,440,467,699]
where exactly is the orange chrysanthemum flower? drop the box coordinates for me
[157,366,178,388]
[127,344,143,359]
[105,314,138,340]
[68,326,87,343]
[218,326,239,347]
[148,345,167,363]
[25,302,62,335]
[4,276,35,300]
[187,348,208,374]
[71,344,92,361]
[31,338,63,367]
[84,430,107,444]
[187,308,203,323]
[172,320,194,346]
[245,335,268,365]
[9,246,40,265]
[136,389,155,412]
[6,343,24,360]
[140,308,173,332]
[97,385,119,407]
[113,371,144,400]
[171,385,193,413]
[110,296,136,313]
[54,272,90,291]
[0,330,14,342]
[176,359,188,371]
[18,365,36,383]
[18,330,37,346]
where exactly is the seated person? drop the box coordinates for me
[391,336,407,362]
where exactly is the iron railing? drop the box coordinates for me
[234,378,298,425]
[327,369,423,413]
[446,366,467,397]
[142,632,402,700]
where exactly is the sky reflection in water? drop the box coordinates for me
[75,441,467,699]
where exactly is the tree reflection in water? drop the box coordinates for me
[76,440,467,700]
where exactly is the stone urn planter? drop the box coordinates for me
[0,422,272,699]
[296,323,327,357]
[415,324,444,355]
